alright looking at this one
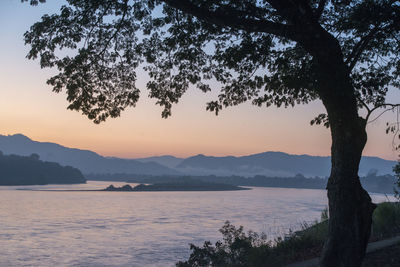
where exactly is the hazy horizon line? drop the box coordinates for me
[1,132,397,162]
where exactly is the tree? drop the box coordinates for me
[30,153,40,160]
[23,0,400,266]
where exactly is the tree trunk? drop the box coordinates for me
[312,42,377,265]
[319,114,376,266]
[294,25,377,265]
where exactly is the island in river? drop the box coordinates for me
[104,181,248,191]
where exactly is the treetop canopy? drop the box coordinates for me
[23,0,400,123]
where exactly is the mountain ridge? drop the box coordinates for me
[176,151,396,177]
[134,155,184,168]
[0,134,179,176]
[0,133,396,178]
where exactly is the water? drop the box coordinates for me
[0,181,394,266]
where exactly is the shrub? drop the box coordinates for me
[178,203,400,266]
[176,219,328,267]
[176,221,276,267]
[372,202,400,238]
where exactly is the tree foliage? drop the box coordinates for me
[23,0,400,123]
[0,152,85,185]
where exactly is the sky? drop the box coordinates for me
[0,1,399,160]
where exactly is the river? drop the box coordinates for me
[0,181,393,266]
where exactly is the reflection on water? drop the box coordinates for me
[0,181,394,266]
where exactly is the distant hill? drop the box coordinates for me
[176,152,396,177]
[134,155,184,168]
[0,134,396,178]
[0,134,179,176]
[0,152,85,185]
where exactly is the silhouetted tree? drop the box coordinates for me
[30,153,40,160]
[0,153,85,185]
[23,0,400,265]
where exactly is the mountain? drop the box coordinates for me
[0,134,396,178]
[0,134,179,176]
[0,152,85,185]
[134,155,184,168]
[176,152,397,177]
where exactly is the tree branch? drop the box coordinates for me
[84,1,114,48]
[345,27,381,71]
[314,0,327,21]
[267,0,316,24]
[345,5,399,72]
[366,103,400,123]
[357,96,371,113]
[97,0,128,59]
[162,0,297,39]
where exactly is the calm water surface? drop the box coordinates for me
[0,181,393,266]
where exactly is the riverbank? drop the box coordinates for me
[177,202,400,266]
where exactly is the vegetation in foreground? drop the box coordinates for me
[177,202,400,267]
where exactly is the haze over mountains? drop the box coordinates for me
[174,153,396,177]
[0,134,396,177]
[0,134,178,176]
[135,155,184,169]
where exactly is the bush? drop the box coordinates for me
[176,220,328,267]
[176,222,276,267]
[372,202,400,238]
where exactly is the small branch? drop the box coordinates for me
[346,20,396,71]
[84,1,113,48]
[357,96,371,114]
[366,103,400,123]
[394,107,399,150]
[368,108,394,124]
[345,27,380,71]
[97,0,128,59]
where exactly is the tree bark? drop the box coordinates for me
[292,24,377,265]
[319,113,376,266]
[311,37,377,266]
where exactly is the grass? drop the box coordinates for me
[177,203,400,267]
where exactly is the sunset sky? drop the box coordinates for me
[0,1,399,160]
